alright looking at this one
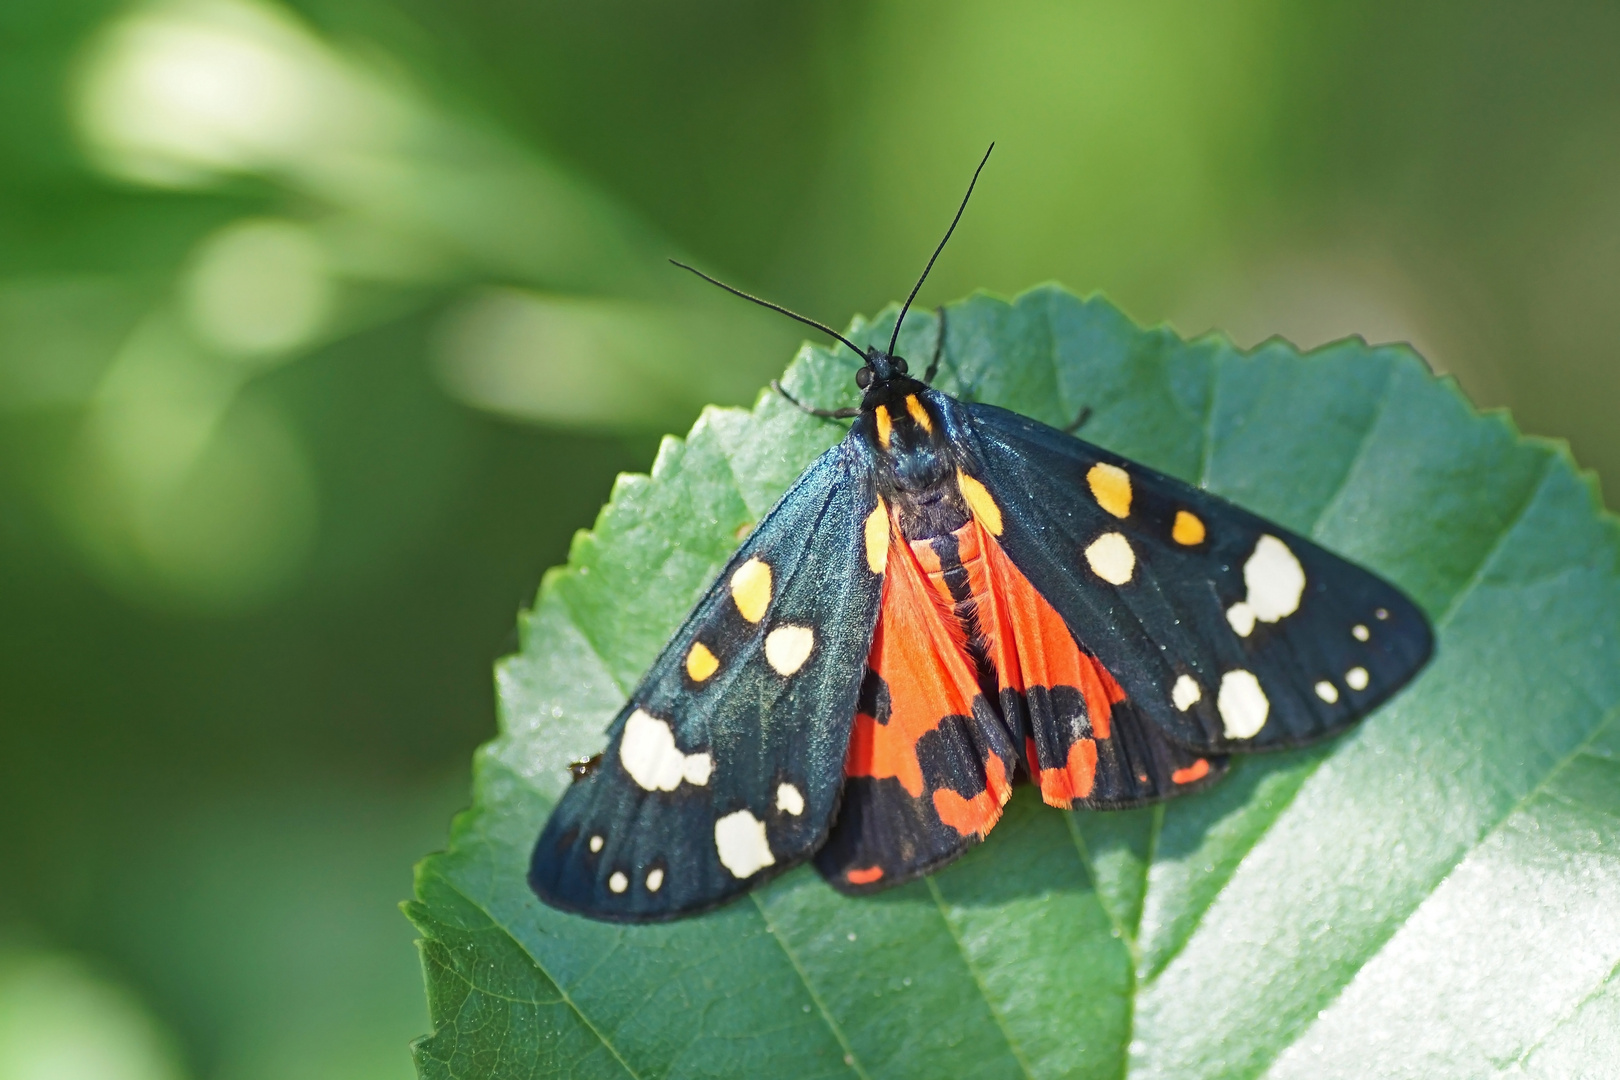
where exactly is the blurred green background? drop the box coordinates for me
[3,0,1618,1076]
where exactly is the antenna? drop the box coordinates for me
[669,260,870,364]
[888,143,993,357]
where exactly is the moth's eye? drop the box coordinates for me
[856,367,873,389]
[892,356,908,374]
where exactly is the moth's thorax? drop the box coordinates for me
[860,386,969,541]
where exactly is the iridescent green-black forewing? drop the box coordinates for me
[529,440,885,921]
[941,393,1433,755]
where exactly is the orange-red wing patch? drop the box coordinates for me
[1036,737,1098,804]
[1171,758,1212,785]
[845,866,884,886]
[944,518,1125,806]
[845,516,985,798]
[965,518,1125,737]
[932,752,1010,838]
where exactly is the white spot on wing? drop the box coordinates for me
[588,834,603,853]
[776,782,805,816]
[1172,674,1202,711]
[1085,532,1135,585]
[1244,535,1306,623]
[1315,680,1339,704]
[608,871,627,893]
[683,753,713,786]
[1352,624,1370,642]
[1346,666,1370,691]
[1218,669,1270,739]
[620,708,711,791]
[765,625,815,676]
[646,868,664,892]
[715,809,775,878]
[1226,602,1257,637]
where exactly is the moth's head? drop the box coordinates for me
[855,347,925,410]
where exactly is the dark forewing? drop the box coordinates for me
[940,394,1432,754]
[530,439,885,921]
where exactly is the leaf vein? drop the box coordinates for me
[435,875,643,1080]
[748,892,872,1080]
[923,875,1038,1080]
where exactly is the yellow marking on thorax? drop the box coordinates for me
[956,471,1003,535]
[1172,510,1206,546]
[1087,463,1132,518]
[686,642,720,682]
[729,557,772,623]
[904,394,932,432]
[864,498,890,574]
[874,405,893,448]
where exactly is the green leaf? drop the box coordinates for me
[407,285,1620,1080]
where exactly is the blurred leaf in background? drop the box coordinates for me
[2,0,1618,1076]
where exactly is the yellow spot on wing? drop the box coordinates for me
[904,394,932,432]
[686,641,719,682]
[1087,463,1132,518]
[1173,509,1206,545]
[875,405,892,448]
[956,471,1003,535]
[730,557,772,623]
[864,498,890,574]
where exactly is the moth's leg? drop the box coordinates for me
[1063,405,1093,434]
[771,380,860,419]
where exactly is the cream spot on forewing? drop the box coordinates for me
[864,498,890,575]
[1244,535,1306,623]
[686,641,719,682]
[1346,666,1370,691]
[1218,669,1270,739]
[1085,532,1135,585]
[1375,607,1389,620]
[589,834,603,853]
[730,557,772,623]
[1172,674,1202,711]
[682,753,713,786]
[1352,624,1370,642]
[646,868,664,892]
[956,471,1003,535]
[1087,463,1132,518]
[620,709,711,791]
[715,809,775,878]
[765,625,815,676]
[1315,681,1339,704]
[776,782,805,816]
[609,871,627,893]
[1226,602,1257,637]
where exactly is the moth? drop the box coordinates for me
[529,147,1433,922]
